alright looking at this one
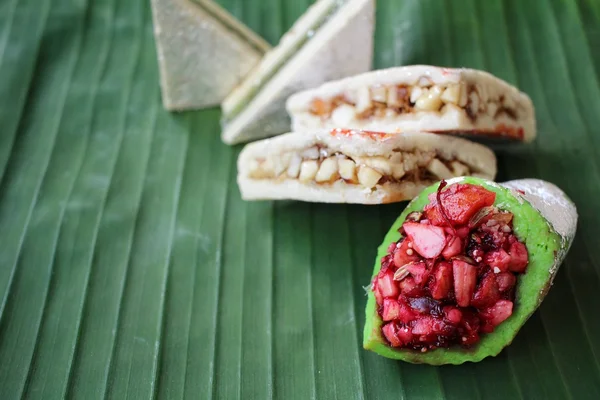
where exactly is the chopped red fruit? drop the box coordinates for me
[455,226,470,239]
[376,270,399,299]
[412,316,435,335]
[481,300,513,327]
[425,184,496,226]
[393,239,421,268]
[397,326,414,344]
[496,272,517,292]
[443,306,463,325]
[471,272,501,309]
[484,249,511,272]
[382,299,402,321]
[382,323,404,347]
[397,297,418,323]
[430,262,453,300]
[508,241,529,272]
[442,235,462,259]
[375,182,528,351]
[402,222,446,258]
[398,276,422,297]
[453,260,477,307]
[405,261,429,285]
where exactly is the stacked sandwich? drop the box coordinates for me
[152,0,535,205]
[237,66,535,204]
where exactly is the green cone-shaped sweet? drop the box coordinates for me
[363,177,577,365]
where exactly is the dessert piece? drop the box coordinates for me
[364,177,577,364]
[237,129,496,204]
[221,0,375,144]
[151,0,270,110]
[287,65,536,142]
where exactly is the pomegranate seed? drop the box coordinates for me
[484,249,511,272]
[508,241,529,272]
[430,262,453,300]
[402,222,447,258]
[496,272,517,292]
[452,260,477,307]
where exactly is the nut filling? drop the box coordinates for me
[308,81,521,123]
[247,146,481,190]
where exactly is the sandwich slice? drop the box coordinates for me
[151,0,271,110]
[237,129,497,204]
[221,0,375,145]
[287,65,536,142]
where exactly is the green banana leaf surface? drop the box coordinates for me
[1,0,600,398]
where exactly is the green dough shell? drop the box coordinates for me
[363,177,575,365]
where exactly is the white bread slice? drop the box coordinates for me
[151,0,270,111]
[287,65,536,142]
[238,129,497,204]
[221,0,375,145]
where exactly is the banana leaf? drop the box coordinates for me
[0,0,599,398]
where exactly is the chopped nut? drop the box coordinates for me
[249,159,274,179]
[415,86,443,111]
[387,86,401,107]
[357,165,383,188]
[403,153,417,171]
[487,102,498,117]
[364,156,392,175]
[410,87,423,104]
[287,154,302,178]
[450,160,469,177]
[427,158,453,180]
[503,95,516,110]
[371,85,387,103]
[468,91,479,116]
[416,151,435,166]
[273,154,290,176]
[441,83,461,104]
[418,76,432,86]
[338,158,357,181]
[392,165,406,179]
[301,146,320,159]
[459,83,468,107]
[315,157,339,182]
[475,83,488,104]
[299,160,319,182]
[331,104,356,126]
[355,86,372,113]
[441,103,463,116]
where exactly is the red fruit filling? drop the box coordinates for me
[373,182,529,351]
